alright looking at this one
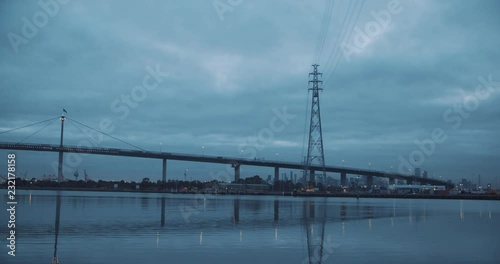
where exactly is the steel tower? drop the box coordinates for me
[305,64,326,187]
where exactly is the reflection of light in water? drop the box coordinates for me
[200,231,203,245]
[274,227,278,240]
[29,193,32,206]
[239,230,243,242]
[368,219,372,230]
[393,199,396,218]
[311,224,314,236]
[391,217,394,227]
[342,222,345,235]
[408,200,412,225]
[460,201,464,221]
[488,202,492,219]
[156,232,160,248]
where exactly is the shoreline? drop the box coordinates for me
[15,187,500,200]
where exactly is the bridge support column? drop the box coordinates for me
[274,167,279,183]
[340,172,347,187]
[366,175,373,190]
[309,169,315,185]
[162,158,167,183]
[231,163,241,183]
[389,178,395,185]
[233,164,241,183]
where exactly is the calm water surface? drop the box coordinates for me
[1,190,499,264]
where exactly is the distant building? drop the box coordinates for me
[423,171,428,179]
[204,182,271,194]
[142,177,150,183]
[414,168,421,177]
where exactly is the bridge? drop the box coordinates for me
[0,141,451,188]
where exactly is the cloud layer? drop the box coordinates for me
[0,0,499,186]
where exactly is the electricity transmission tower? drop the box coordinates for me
[304,64,326,187]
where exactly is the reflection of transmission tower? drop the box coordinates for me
[303,200,327,264]
[304,64,326,187]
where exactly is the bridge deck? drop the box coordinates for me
[0,142,449,186]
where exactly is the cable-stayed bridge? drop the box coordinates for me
[0,140,450,188]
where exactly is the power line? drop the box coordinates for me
[318,0,336,63]
[312,0,332,63]
[321,0,357,76]
[313,0,336,64]
[67,117,145,151]
[301,89,311,164]
[324,0,366,87]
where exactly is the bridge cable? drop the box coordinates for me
[0,117,60,135]
[15,118,58,145]
[67,117,145,151]
[66,119,102,148]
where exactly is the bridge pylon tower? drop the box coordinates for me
[304,64,326,187]
[57,110,66,183]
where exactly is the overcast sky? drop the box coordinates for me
[0,0,499,186]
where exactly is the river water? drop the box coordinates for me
[1,190,499,264]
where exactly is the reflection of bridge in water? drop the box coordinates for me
[53,192,61,264]
[43,194,438,263]
[45,195,428,234]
